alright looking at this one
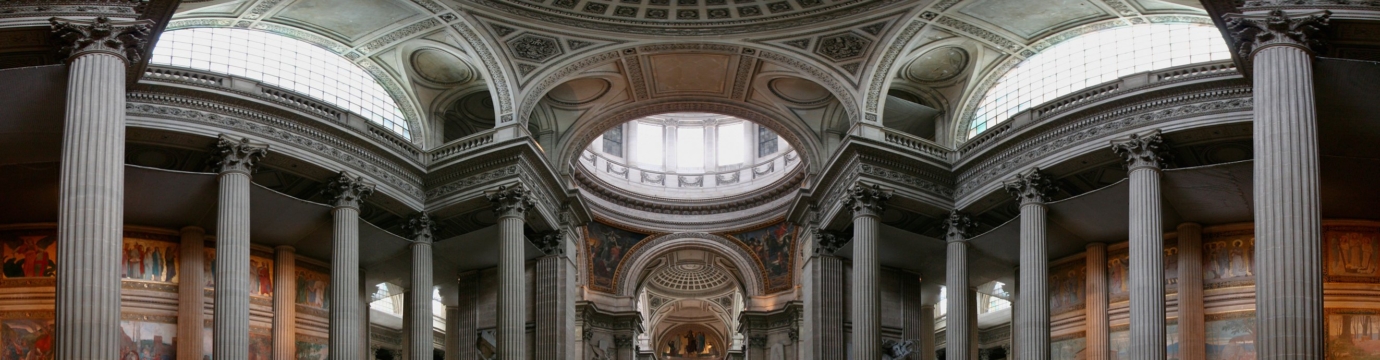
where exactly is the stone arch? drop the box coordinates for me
[616,233,765,297]
[552,99,824,179]
[448,16,519,127]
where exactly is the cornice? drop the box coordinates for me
[572,162,806,216]
[465,0,907,37]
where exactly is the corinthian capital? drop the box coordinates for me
[323,171,375,209]
[533,230,565,256]
[211,134,269,175]
[843,184,890,218]
[943,210,975,242]
[49,16,153,64]
[403,212,438,243]
[487,184,535,218]
[1110,129,1171,171]
[1224,9,1331,59]
[1004,168,1055,205]
[814,230,847,255]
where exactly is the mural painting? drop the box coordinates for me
[1327,308,1380,359]
[1166,243,1179,290]
[248,329,271,360]
[1206,313,1256,360]
[659,328,723,358]
[122,238,179,283]
[119,320,176,360]
[1051,336,1086,360]
[585,221,650,292]
[1,230,56,279]
[0,312,54,360]
[296,268,330,309]
[249,255,273,298]
[1168,323,1180,359]
[1110,329,1130,359]
[1049,262,1085,314]
[1203,231,1255,289]
[201,325,211,360]
[204,249,215,289]
[1325,227,1380,283]
[724,221,797,293]
[1109,249,1131,303]
[296,339,328,360]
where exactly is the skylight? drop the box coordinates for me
[150,28,412,139]
[966,23,1231,139]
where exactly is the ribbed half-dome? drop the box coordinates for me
[647,263,734,295]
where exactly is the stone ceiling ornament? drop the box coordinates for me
[905,46,969,83]
[210,134,269,175]
[403,211,439,243]
[943,210,974,242]
[1003,168,1055,205]
[50,16,153,63]
[1224,9,1331,60]
[814,32,871,62]
[1110,129,1171,171]
[487,184,536,217]
[324,171,377,209]
[843,184,891,217]
[507,33,564,63]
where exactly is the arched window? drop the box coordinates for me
[966,23,1231,139]
[150,28,412,139]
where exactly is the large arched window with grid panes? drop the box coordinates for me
[150,28,413,139]
[965,23,1231,139]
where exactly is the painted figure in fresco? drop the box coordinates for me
[163,250,176,283]
[1109,257,1127,295]
[16,236,44,277]
[250,259,262,295]
[149,247,163,282]
[258,261,272,295]
[1339,232,1376,275]
[1230,240,1251,277]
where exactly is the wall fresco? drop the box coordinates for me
[248,329,271,360]
[296,340,328,360]
[723,221,797,293]
[122,238,179,283]
[1110,329,1130,359]
[0,312,54,360]
[1,230,56,279]
[119,320,176,360]
[249,255,273,298]
[1203,231,1254,289]
[296,268,329,309]
[1050,262,1085,314]
[1325,227,1380,283]
[1206,313,1256,360]
[1052,336,1086,359]
[1327,308,1380,359]
[585,221,650,292]
[1109,249,1131,303]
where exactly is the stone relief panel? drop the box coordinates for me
[586,221,654,293]
[1,229,56,283]
[720,221,798,294]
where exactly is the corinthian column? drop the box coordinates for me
[1225,9,1331,358]
[1005,168,1055,360]
[534,230,573,360]
[487,185,535,360]
[844,184,890,359]
[211,135,269,360]
[805,230,847,359]
[405,212,438,360]
[273,246,297,360]
[944,211,975,360]
[1176,223,1205,360]
[1111,130,1169,360]
[1085,243,1109,360]
[179,227,208,360]
[324,172,376,360]
[49,16,150,359]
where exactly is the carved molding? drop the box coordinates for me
[211,134,269,175]
[1110,129,1170,171]
[323,171,377,209]
[49,16,152,63]
[1003,168,1054,205]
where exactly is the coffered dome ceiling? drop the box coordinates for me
[465,0,911,36]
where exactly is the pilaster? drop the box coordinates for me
[534,229,574,360]
[803,229,847,360]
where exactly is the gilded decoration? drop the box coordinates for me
[586,220,654,293]
[720,221,798,293]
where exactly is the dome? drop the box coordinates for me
[578,113,800,200]
[647,263,735,295]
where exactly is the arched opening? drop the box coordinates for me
[633,249,747,356]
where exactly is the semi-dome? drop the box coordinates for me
[647,263,736,295]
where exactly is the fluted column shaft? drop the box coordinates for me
[1016,202,1049,360]
[178,227,208,360]
[214,169,252,360]
[1128,166,1165,360]
[1176,223,1205,360]
[330,205,362,360]
[946,241,972,360]
[444,305,461,360]
[919,304,936,360]
[852,211,881,359]
[456,272,480,360]
[55,51,128,360]
[534,230,574,360]
[409,240,434,359]
[966,288,979,360]
[273,246,297,360]
[1085,243,1109,360]
[804,251,846,359]
[497,211,526,359]
[1254,33,1324,360]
